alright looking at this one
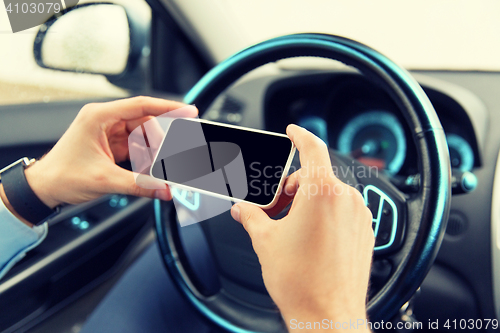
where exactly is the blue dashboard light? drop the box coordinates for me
[119,197,129,207]
[79,221,90,230]
[109,195,119,207]
[71,216,81,225]
[446,134,474,171]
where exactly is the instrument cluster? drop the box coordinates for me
[265,73,479,176]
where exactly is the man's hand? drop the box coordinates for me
[231,124,374,330]
[22,96,196,210]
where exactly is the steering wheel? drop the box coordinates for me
[155,33,451,332]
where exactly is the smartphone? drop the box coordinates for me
[150,118,296,208]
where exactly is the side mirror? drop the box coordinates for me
[34,3,149,90]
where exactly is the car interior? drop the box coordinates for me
[0,1,499,332]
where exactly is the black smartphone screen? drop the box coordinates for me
[150,119,294,206]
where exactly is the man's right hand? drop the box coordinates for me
[231,124,375,331]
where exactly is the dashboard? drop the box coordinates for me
[263,73,481,177]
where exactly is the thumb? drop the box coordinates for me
[110,167,172,201]
[231,202,272,236]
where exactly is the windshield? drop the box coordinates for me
[172,0,500,71]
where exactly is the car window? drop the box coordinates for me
[0,0,150,106]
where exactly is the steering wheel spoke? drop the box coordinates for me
[331,151,408,255]
[360,175,407,256]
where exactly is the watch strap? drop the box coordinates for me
[1,161,57,225]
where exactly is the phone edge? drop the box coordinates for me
[148,117,295,208]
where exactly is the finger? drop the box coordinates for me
[263,170,300,217]
[97,96,197,121]
[141,115,168,153]
[124,106,198,134]
[128,128,157,174]
[231,202,272,237]
[286,124,332,169]
[283,169,300,196]
[125,115,155,134]
[127,105,198,156]
[109,167,172,200]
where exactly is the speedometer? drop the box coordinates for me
[337,111,407,174]
[446,134,474,171]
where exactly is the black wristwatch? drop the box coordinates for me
[0,157,59,225]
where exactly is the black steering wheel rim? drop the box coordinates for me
[155,33,451,332]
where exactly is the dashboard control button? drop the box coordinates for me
[376,201,396,247]
[363,185,398,251]
[366,189,381,217]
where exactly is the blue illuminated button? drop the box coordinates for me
[119,197,129,207]
[71,216,81,225]
[79,221,90,230]
[109,195,119,207]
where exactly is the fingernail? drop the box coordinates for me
[285,183,297,196]
[155,189,171,201]
[165,186,172,200]
[231,204,241,222]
